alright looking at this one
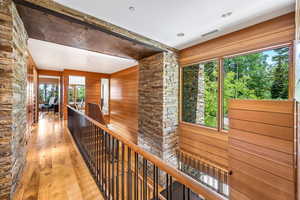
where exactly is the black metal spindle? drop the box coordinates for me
[187,188,191,200]
[134,152,138,200]
[127,147,132,200]
[108,135,111,199]
[121,143,125,200]
[155,167,158,200]
[183,184,186,200]
[112,137,115,200]
[153,164,156,200]
[170,176,173,200]
[116,140,119,200]
[143,158,147,200]
[166,174,169,200]
[104,132,108,198]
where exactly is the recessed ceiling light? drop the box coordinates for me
[129,6,135,12]
[221,12,232,18]
[177,32,185,37]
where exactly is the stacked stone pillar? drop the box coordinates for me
[0,0,28,199]
[138,52,179,166]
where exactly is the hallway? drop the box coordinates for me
[14,113,103,200]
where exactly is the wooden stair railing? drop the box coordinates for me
[67,105,226,200]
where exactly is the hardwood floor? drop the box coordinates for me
[14,113,104,200]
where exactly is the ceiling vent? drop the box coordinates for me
[201,29,219,37]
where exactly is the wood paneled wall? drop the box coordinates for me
[179,12,295,66]
[179,123,228,168]
[85,76,101,112]
[109,66,139,144]
[178,12,296,171]
[228,100,297,200]
[38,77,59,85]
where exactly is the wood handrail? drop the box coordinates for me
[67,105,226,200]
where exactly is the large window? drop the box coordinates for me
[182,60,218,128]
[181,45,290,130]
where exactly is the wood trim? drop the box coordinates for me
[38,77,59,85]
[67,105,225,200]
[110,65,138,76]
[38,69,62,76]
[62,69,109,78]
[229,99,294,114]
[179,12,295,66]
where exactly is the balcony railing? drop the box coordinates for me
[67,105,226,200]
[177,152,229,198]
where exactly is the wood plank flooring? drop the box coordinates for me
[13,113,104,200]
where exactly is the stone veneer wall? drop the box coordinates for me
[0,0,28,199]
[182,64,204,124]
[138,52,179,166]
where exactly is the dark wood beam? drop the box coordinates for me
[16,2,165,60]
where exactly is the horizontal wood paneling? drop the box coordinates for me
[228,99,297,200]
[38,77,59,85]
[179,12,295,66]
[85,76,101,113]
[38,69,62,76]
[179,122,229,168]
[109,66,138,144]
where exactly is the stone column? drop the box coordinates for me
[138,52,179,166]
[0,1,28,199]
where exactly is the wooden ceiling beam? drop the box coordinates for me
[14,0,177,54]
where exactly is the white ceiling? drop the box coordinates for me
[54,0,295,49]
[28,39,138,74]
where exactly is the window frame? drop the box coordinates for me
[180,43,294,133]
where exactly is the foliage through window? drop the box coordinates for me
[182,60,218,128]
[223,47,289,129]
[181,46,290,130]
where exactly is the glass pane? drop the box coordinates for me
[182,60,218,128]
[101,78,109,114]
[76,85,85,103]
[68,86,74,104]
[223,47,289,129]
[69,76,85,85]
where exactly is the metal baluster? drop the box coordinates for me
[166,174,169,200]
[143,158,147,200]
[127,147,132,200]
[101,130,104,189]
[187,188,191,200]
[104,132,108,198]
[155,167,158,200]
[153,165,156,200]
[116,140,119,200]
[134,153,138,200]
[170,176,173,200]
[182,184,186,200]
[112,137,115,200]
[96,127,99,185]
[108,135,111,199]
[121,143,125,200]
